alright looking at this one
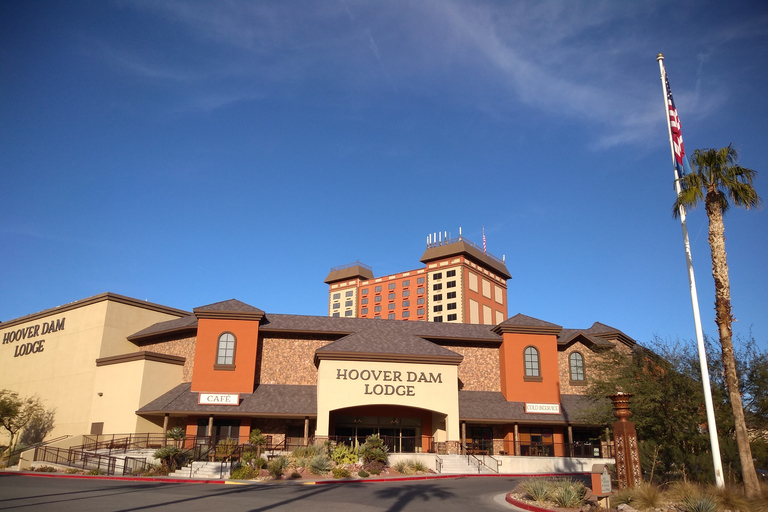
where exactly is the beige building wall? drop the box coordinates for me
[90,358,184,434]
[316,360,460,441]
[0,294,187,441]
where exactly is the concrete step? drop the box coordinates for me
[169,461,230,480]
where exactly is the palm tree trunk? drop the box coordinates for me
[706,196,760,497]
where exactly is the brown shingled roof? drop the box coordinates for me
[314,328,464,366]
[137,383,317,417]
[193,299,265,321]
[459,391,602,424]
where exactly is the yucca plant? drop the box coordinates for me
[550,479,586,508]
[520,479,551,503]
[681,495,718,512]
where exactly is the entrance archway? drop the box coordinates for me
[329,404,439,453]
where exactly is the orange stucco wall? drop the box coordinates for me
[498,332,560,403]
[190,318,260,393]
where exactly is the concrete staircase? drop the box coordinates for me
[169,461,230,480]
[437,454,496,474]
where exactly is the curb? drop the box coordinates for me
[505,494,555,512]
[0,471,225,485]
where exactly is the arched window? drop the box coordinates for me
[569,352,585,382]
[523,346,540,378]
[216,332,236,366]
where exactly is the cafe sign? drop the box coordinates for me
[198,393,240,405]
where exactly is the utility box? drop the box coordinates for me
[591,464,613,497]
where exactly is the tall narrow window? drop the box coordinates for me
[216,332,236,368]
[524,346,540,379]
[569,352,585,382]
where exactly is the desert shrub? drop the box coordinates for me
[65,468,81,474]
[331,444,358,465]
[308,454,333,475]
[165,427,185,441]
[358,469,369,478]
[680,495,718,512]
[549,479,586,508]
[365,460,385,475]
[290,471,302,479]
[34,465,56,472]
[332,467,351,479]
[153,446,190,471]
[631,482,663,510]
[409,460,429,473]
[706,483,752,512]
[267,456,289,478]
[393,460,409,474]
[360,434,388,465]
[141,465,169,477]
[215,438,238,461]
[230,464,256,480]
[521,478,551,503]
[87,468,104,475]
[293,443,324,459]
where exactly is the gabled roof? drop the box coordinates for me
[128,314,198,342]
[557,329,615,348]
[193,299,265,321]
[492,314,563,335]
[584,322,636,347]
[314,327,464,366]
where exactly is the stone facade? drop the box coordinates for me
[140,336,197,382]
[441,343,501,392]
[256,335,335,385]
[557,338,633,395]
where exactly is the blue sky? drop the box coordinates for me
[2,1,767,351]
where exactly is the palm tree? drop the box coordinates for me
[673,144,762,496]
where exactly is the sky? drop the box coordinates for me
[1,1,767,352]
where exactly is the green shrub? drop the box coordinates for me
[680,495,718,512]
[292,443,324,459]
[393,459,429,474]
[34,465,57,472]
[549,479,586,508]
[360,435,388,465]
[153,446,190,471]
[87,468,104,476]
[631,483,663,510]
[332,467,351,479]
[521,479,551,503]
[393,460,409,474]
[409,460,429,473]
[230,464,256,480]
[365,460,385,475]
[331,444,358,465]
[358,469,369,478]
[166,427,185,440]
[65,468,81,474]
[290,471,302,479]
[267,456,289,478]
[308,454,332,475]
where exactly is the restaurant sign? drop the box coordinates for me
[525,403,561,414]
[198,393,240,405]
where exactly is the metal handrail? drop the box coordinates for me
[3,434,71,460]
[435,454,443,473]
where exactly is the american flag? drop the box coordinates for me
[665,74,686,176]
[482,227,487,253]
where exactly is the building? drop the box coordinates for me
[325,232,511,325]
[1,291,635,468]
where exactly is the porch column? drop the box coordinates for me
[514,423,519,456]
[567,424,573,457]
[461,422,466,454]
[304,417,309,446]
[163,414,169,432]
[208,415,214,438]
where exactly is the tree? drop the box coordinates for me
[672,144,762,496]
[249,428,268,459]
[0,390,49,461]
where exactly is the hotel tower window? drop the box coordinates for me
[524,346,541,379]
[216,332,236,366]
[569,352,585,382]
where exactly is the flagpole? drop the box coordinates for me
[657,53,725,488]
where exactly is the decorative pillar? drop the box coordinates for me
[609,392,642,489]
[304,417,309,446]
[163,414,170,432]
[567,424,573,457]
[461,422,467,454]
[514,423,519,456]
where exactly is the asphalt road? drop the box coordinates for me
[0,474,522,512]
